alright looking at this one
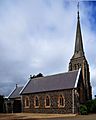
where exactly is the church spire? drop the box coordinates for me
[73,2,84,58]
[68,2,92,102]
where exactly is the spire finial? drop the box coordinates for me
[77,1,79,12]
[77,1,80,20]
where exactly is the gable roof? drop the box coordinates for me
[20,69,81,95]
[8,86,23,99]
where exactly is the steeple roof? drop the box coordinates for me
[73,6,85,58]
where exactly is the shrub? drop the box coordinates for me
[86,99,96,113]
[79,105,88,115]
[0,95,5,113]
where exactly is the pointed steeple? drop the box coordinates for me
[73,2,84,58]
[68,2,92,102]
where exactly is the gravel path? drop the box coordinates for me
[0,113,96,120]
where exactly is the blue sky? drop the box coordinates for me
[0,0,96,98]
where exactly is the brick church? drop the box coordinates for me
[8,6,92,114]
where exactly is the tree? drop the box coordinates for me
[86,99,96,113]
[36,73,43,77]
[30,73,43,79]
[0,95,5,113]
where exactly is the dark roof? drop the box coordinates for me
[21,70,80,95]
[8,86,23,99]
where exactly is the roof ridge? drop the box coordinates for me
[32,70,79,81]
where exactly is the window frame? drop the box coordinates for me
[45,95,51,108]
[24,96,30,108]
[34,96,40,108]
[58,94,65,108]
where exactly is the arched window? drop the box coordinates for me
[58,95,65,108]
[45,95,50,108]
[24,96,30,108]
[34,96,39,108]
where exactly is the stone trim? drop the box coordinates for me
[58,94,65,108]
[72,89,75,113]
[24,96,30,108]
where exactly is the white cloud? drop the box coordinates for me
[0,0,96,98]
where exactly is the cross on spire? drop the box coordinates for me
[77,1,80,20]
[77,1,79,12]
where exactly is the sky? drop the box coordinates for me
[0,0,96,98]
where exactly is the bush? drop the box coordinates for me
[86,99,96,113]
[80,105,88,115]
[0,95,5,113]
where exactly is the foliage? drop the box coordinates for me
[80,99,96,115]
[30,73,43,79]
[0,95,5,113]
[86,99,96,113]
[79,105,88,115]
[36,73,43,77]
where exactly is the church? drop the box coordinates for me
[8,5,92,114]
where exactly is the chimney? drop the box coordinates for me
[16,84,18,88]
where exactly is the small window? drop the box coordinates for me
[24,96,30,108]
[58,95,65,108]
[45,95,50,108]
[34,96,39,108]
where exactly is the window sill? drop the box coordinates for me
[45,106,50,108]
[58,105,65,108]
[24,106,30,108]
[34,106,39,108]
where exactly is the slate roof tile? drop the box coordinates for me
[8,86,23,99]
[21,70,79,94]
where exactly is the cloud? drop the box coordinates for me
[79,2,96,97]
[0,0,96,98]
